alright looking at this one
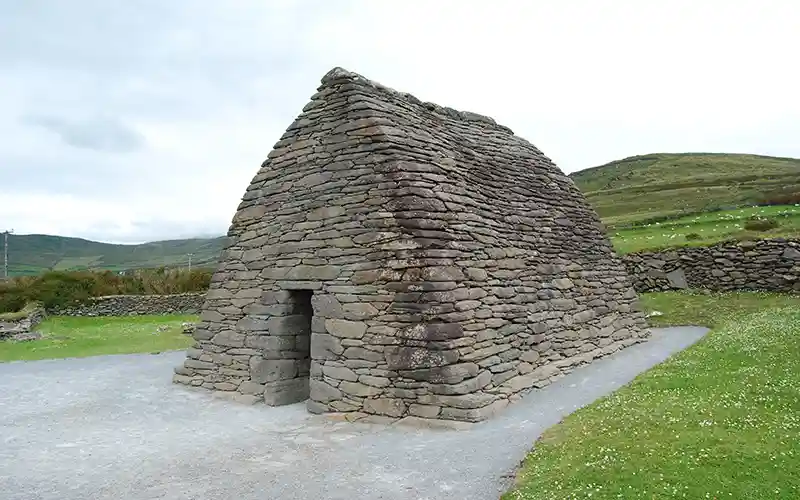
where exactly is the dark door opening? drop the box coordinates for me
[264,289,314,406]
[290,289,313,389]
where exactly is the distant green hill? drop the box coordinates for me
[5,152,799,276]
[3,234,227,276]
[569,152,800,226]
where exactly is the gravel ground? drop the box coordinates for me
[0,326,708,500]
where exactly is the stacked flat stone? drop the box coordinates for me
[173,67,649,423]
[623,238,800,292]
[0,304,46,341]
[50,292,205,316]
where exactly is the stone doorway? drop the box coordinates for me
[262,289,312,405]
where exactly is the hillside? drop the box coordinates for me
[3,234,227,276]
[569,152,800,226]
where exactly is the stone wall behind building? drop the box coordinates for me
[49,292,205,317]
[621,238,800,292]
[0,303,47,341]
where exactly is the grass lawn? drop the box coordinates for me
[609,205,800,254]
[0,314,198,362]
[504,291,800,500]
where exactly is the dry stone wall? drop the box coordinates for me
[50,292,205,317]
[173,67,649,424]
[622,238,800,292]
[0,303,46,341]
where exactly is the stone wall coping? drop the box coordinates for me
[80,292,206,301]
[626,237,799,257]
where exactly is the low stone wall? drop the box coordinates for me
[50,292,206,316]
[0,303,47,341]
[621,238,800,292]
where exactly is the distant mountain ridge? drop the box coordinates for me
[4,233,228,276]
[5,152,799,276]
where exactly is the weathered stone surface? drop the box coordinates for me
[342,303,379,320]
[309,379,342,403]
[250,359,297,383]
[400,363,479,384]
[429,370,492,395]
[418,392,498,409]
[385,347,460,370]
[408,404,441,418]
[623,238,800,293]
[322,365,358,382]
[363,398,406,417]
[172,66,650,424]
[440,399,509,422]
[339,381,383,397]
[665,269,688,289]
[311,294,344,319]
[311,333,344,359]
[325,319,368,339]
[263,378,310,405]
[0,303,46,341]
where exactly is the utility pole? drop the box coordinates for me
[3,229,12,280]
[187,253,193,273]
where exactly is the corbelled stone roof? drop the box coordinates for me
[173,67,648,425]
[321,67,509,130]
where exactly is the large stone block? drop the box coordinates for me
[264,378,310,405]
[385,347,459,370]
[339,381,384,397]
[311,333,345,359]
[285,265,341,281]
[400,363,479,384]
[250,358,298,383]
[311,294,344,319]
[309,379,342,403]
[363,398,406,417]
[429,370,492,395]
[325,319,367,339]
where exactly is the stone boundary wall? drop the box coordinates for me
[49,292,205,317]
[621,238,800,292]
[0,303,47,341]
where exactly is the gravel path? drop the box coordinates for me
[0,326,707,500]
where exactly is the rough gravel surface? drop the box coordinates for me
[0,326,708,500]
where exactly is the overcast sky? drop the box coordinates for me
[2,0,798,244]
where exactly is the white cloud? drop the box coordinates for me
[1,0,798,243]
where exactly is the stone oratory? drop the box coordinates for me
[173,67,649,424]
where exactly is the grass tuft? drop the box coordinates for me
[608,205,800,253]
[0,301,44,321]
[0,314,198,362]
[503,291,800,499]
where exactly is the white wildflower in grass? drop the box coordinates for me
[504,293,800,500]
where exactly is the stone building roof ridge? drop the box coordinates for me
[321,66,513,133]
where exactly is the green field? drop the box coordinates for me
[504,291,800,499]
[570,152,800,226]
[610,204,800,253]
[0,315,197,362]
